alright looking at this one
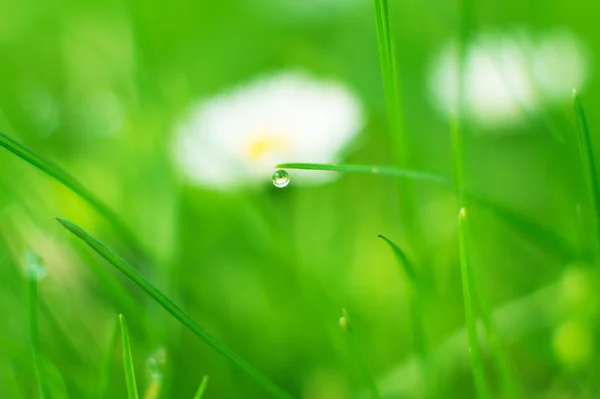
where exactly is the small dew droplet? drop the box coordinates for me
[272,169,290,188]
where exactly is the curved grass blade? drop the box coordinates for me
[377,235,416,284]
[56,217,295,399]
[119,315,139,399]
[573,90,600,250]
[0,131,141,253]
[339,309,381,399]
[377,235,432,395]
[277,162,576,260]
[193,375,209,399]
[458,209,490,399]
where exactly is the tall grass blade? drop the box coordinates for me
[458,209,489,399]
[451,99,518,397]
[377,235,432,395]
[26,252,47,399]
[193,375,209,399]
[56,217,295,399]
[119,315,139,399]
[572,90,600,250]
[371,0,405,162]
[0,131,141,253]
[339,309,381,399]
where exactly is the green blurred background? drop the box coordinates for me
[1,0,600,397]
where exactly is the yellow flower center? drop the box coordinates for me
[247,135,290,162]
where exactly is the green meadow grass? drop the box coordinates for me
[0,0,599,398]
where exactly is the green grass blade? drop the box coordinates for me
[276,163,453,187]
[377,235,432,395]
[26,252,47,399]
[56,217,295,399]
[119,315,139,399]
[0,131,140,253]
[371,0,405,162]
[339,309,381,399]
[193,375,209,399]
[451,81,518,398]
[572,90,600,250]
[458,209,489,399]
[377,235,417,284]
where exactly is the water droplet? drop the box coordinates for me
[272,169,290,188]
[26,251,47,281]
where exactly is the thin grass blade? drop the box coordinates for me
[56,217,295,399]
[458,209,489,399]
[119,315,139,399]
[377,235,417,284]
[377,235,432,395]
[371,0,405,161]
[339,309,381,399]
[193,376,209,399]
[26,252,46,399]
[0,131,141,253]
[573,90,600,250]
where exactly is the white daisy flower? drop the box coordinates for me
[429,32,536,127]
[172,71,364,189]
[428,29,589,127]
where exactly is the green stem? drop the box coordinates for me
[458,209,490,399]
[572,90,600,252]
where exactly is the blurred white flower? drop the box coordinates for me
[532,29,589,101]
[172,71,364,189]
[429,29,589,127]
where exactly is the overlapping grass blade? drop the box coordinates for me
[55,217,295,399]
[339,309,381,399]
[193,375,209,399]
[573,90,600,250]
[119,315,139,399]
[457,209,489,399]
[277,162,576,260]
[0,131,141,253]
